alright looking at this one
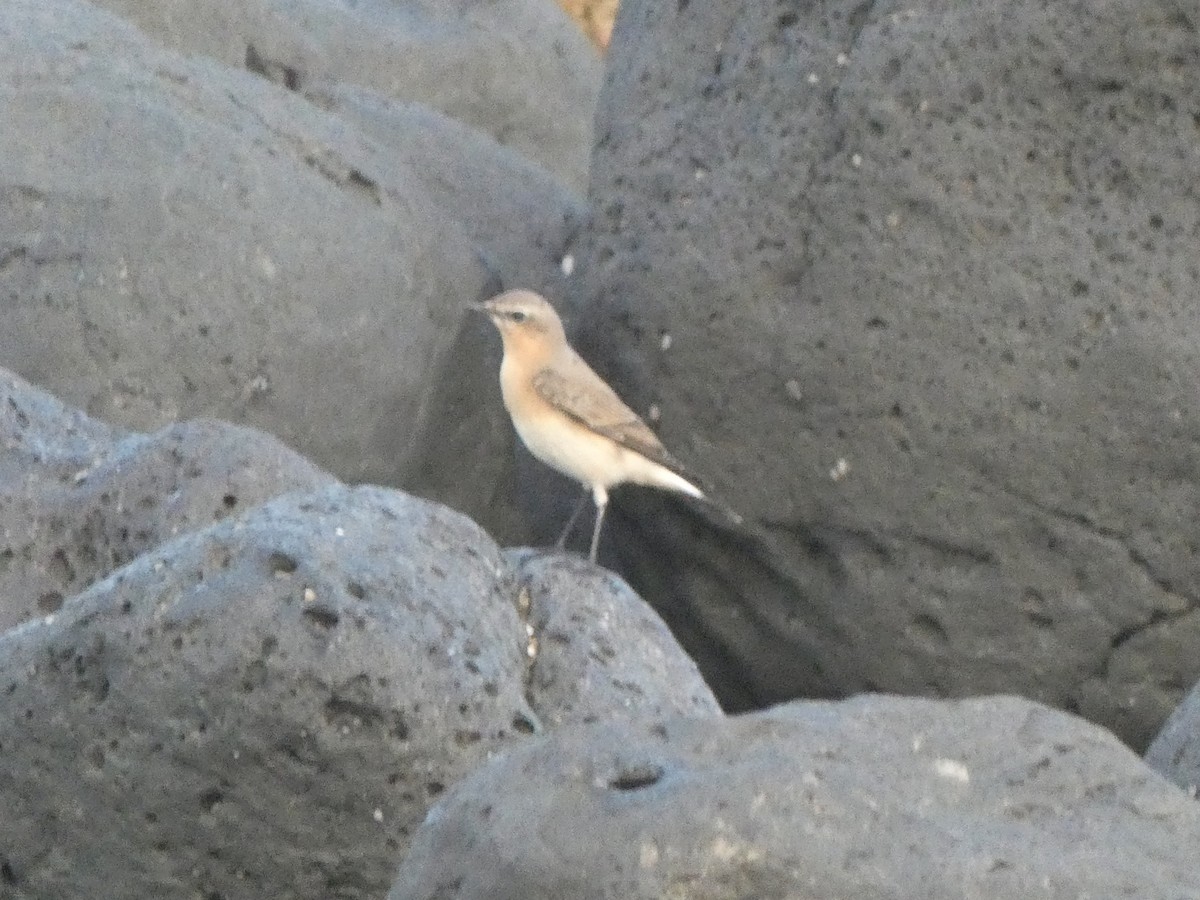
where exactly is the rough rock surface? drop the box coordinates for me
[390,695,1200,900]
[1146,678,1200,796]
[0,0,581,496]
[0,485,539,900]
[508,550,721,727]
[557,0,1200,748]
[0,368,334,633]
[90,0,601,189]
[0,376,729,898]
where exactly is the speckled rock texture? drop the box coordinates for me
[389,695,1200,900]
[0,0,587,501]
[559,0,1200,749]
[1146,677,1200,796]
[0,484,539,899]
[506,550,721,727]
[0,368,335,634]
[0,377,723,899]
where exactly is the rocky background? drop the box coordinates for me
[2,0,1199,898]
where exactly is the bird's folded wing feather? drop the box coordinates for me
[532,360,694,479]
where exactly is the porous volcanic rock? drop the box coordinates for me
[390,695,1200,899]
[0,375,729,898]
[0,485,538,899]
[509,549,721,727]
[556,0,1200,748]
[0,367,334,633]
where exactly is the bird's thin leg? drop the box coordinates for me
[588,486,609,564]
[555,486,590,549]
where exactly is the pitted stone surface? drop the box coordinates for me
[0,368,334,634]
[0,485,537,899]
[559,0,1200,748]
[390,695,1200,900]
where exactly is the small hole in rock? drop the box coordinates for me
[268,552,298,576]
[511,714,537,735]
[609,764,665,791]
[303,605,339,629]
[453,729,482,747]
[222,494,238,508]
[37,591,64,613]
[199,788,223,812]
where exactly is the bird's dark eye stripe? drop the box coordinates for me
[509,310,527,322]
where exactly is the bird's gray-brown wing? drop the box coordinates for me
[532,357,695,480]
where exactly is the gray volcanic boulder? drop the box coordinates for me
[1146,679,1200,796]
[559,0,1200,747]
[508,550,721,727]
[0,368,334,633]
[390,695,1200,900]
[0,0,579,495]
[0,375,727,898]
[89,0,601,189]
[0,485,539,900]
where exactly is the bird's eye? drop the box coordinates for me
[509,310,528,323]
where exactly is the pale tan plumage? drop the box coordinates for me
[474,289,703,562]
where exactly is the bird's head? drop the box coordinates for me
[473,290,566,350]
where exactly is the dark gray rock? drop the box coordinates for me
[307,85,587,297]
[507,550,721,727]
[89,0,601,189]
[390,695,1200,900]
[0,484,538,900]
[0,0,578,494]
[0,367,335,634]
[548,0,1200,748]
[1146,678,1200,797]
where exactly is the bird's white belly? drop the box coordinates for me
[513,414,635,489]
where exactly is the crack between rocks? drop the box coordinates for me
[511,571,541,713]
[993,479,1193,598]
[979,475,1200,675]
[221,90,383,206]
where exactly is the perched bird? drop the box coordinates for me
[474,289,705,562]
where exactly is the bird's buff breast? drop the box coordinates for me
[500,363,633,489]
[512,401,634,488]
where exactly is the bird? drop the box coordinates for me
[474,289,706,563]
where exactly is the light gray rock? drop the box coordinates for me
[0,367,335,634]
[390,695,1200,900]
[89,0,601,189]
[545,0,1200,748]
[0,377,732,898]
[0,0,579,496]
[507,550,722,727]
[1146,678,1200,796]
[0,484,538,899]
